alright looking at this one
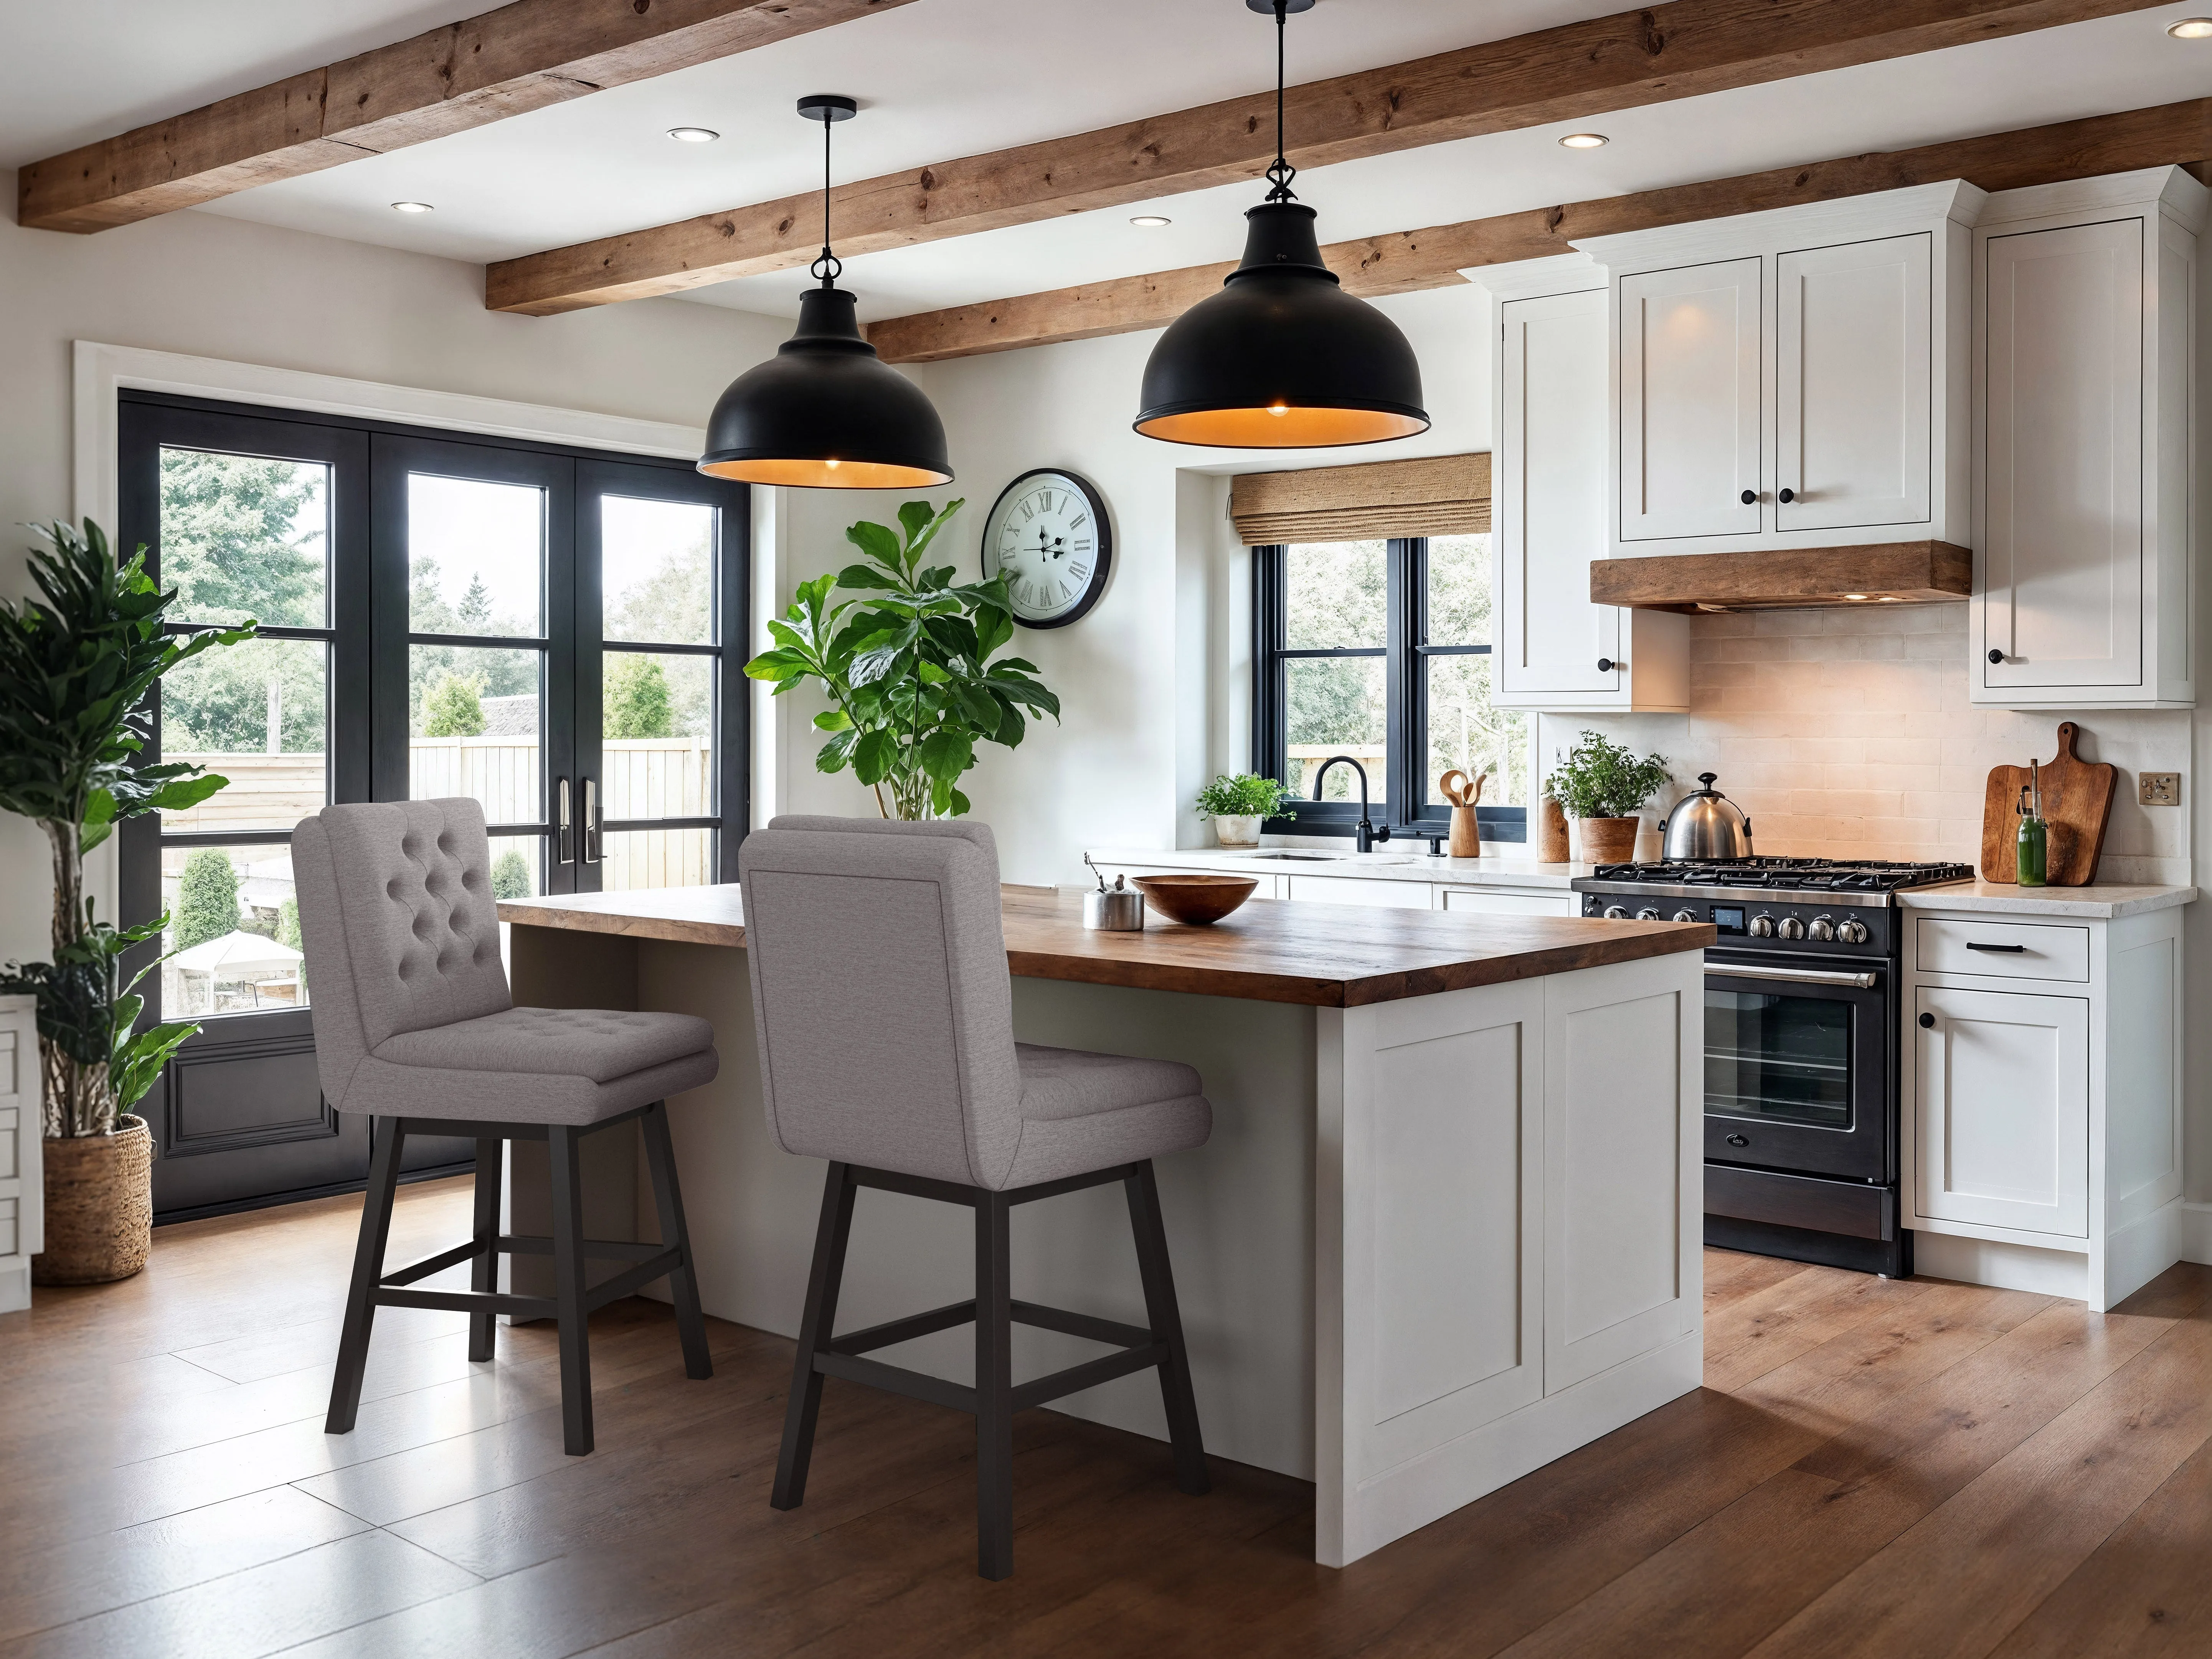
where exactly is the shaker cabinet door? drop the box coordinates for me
[1913,985,2088,1237]
[1979,218,2144,693]
[1496,288,1618,699]
[1775,234,1932,533]
[1618,258,1763,543]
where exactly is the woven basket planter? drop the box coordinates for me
[32,1116,152,1285]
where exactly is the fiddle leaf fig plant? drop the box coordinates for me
[0,520,256,1137]
[1547,729,1671,821]
[746,500,1061,819]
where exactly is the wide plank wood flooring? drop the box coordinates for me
[1,1177,2207,1657]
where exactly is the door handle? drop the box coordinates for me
[555,777,574,864]
[583,776,601,865]
[1712,963,1878,989]
[1965,942,2027,954]
[1739,489,1757,505]
[1597,657,1616,674]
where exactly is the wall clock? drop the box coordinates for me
[981,468,1112,629]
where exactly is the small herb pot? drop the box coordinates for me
[1577,816,1643,865]
[1212,815,1264,848]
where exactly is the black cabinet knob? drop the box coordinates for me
[1988,648,2005,664]
[1919,1012,1936,1028]
[1596,657,1615,674]
[1739,489,1757,505]
[1778,487,1795,503]
[1725,1133,1749,1147]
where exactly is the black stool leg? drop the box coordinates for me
[641,1102,711,1380]
[975,1187,1015,1580]
[773,1162,855,1509]
[467,1136,502,1363]
[1125,1160,1209,1496]
[548,1123,594,1456]
[327,1116,404,1434]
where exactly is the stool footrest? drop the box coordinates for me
[1011,1342,1169,1413]
[811,1295,1166,1416]
[376,1286,557,1319]
[585,1249,685,1312]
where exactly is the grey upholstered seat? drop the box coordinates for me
[292,799,717,1126]
[737,815,1210,1189]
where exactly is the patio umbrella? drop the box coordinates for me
[170,930,303,979]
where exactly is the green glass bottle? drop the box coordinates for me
[2016,766,2048,888]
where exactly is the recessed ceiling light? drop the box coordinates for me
[2168,17,2212,38]
[1842,593,1869,601]
[1559,132,1609,149]
[390,201,433,213]
[667,126,720,143]
[1130,215,1172,228]
[1876,595,1901,602]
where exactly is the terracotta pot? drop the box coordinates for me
[1578,817,1643,865]
[1212,815,1264,848]
[32,1116,152,1286]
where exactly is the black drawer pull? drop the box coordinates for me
[1739,489,1757,505]
[1965,942,2028,954]
[1918,1012,1936,1028]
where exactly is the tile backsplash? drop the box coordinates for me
[1538,606,2191,884]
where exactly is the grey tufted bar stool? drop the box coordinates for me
[738,815,1211,1580]
[292,799,720,1456]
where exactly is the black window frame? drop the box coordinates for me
[1251,535,1526,844]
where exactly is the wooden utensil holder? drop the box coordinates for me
[1449,805,1481,858]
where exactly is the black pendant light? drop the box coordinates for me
[699,95,952,489]
[1134,0,1428,449]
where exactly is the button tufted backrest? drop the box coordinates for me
[298,799,512,1052]
[738,815,1023,1189]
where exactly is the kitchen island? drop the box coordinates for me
[498,885,1713,1566]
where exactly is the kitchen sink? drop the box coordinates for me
[1244,851,1342,861]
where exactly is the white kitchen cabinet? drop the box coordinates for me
[1618,257,1763,544]
[0,994,40,1314]
[1470,255,1689,714]
[1440,886,1577,918]
[1901,898,2187,1312]
[1577,181,1979,560]
[1912,983,2088,1238]
[1971,167,2203,709]
[1288,873,1433,910]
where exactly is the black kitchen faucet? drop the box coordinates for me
[1311,755,1391,854]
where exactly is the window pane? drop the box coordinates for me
[159,637,330,831]
[159,447,329,628]
[488,833,543,900]
[1284,540,1386,649]
[606,653,713,822]
[1425,534,1491,647]
[1425,653,1528,807]
[601,827,713,891]
[408,474,545,636]
[159,844,308,1020]
[1286,655,1387,805]
[410,644,542,825]
[603,496,714,645]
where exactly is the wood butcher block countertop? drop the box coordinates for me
[500,885,1713,1008]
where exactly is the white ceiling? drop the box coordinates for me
[5,0,2210,325]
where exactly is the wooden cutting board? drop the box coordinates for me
[1979,722,2117,886]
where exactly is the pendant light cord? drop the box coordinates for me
[811,111,842,287]
[1264,0,1297,203]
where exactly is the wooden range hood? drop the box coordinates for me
[1589,540,1971,612]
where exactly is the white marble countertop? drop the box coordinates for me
[1898,881,2197,919]
[1086,845,1593,889]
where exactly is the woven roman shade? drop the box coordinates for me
[1230,452,1491,545]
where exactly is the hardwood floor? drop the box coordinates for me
[1,1177,2206,1657]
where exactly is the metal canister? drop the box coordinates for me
[1083,875,1146,931]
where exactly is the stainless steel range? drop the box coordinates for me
[1573,857,1974,1276]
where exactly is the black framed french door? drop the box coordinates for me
[117,392,748,1220]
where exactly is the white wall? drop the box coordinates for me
[0,174,787,964]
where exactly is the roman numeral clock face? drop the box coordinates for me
[982,469,1111,628]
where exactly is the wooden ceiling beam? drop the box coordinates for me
[16,0,918,234]
[483,0,2168,315]
[863,97,2212,364]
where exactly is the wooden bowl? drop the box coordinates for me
[1130,873,1258,925]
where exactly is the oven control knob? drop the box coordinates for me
[1777,916,1807,941]
[1748,915,1775,938]
[1807,917,1836,943]
[1836,919,1870,945]
[1603,905,1629,920]
[1636,907,1662,921]
[1672,908,1697,923]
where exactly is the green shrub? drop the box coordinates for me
[421,670,485,738]
[1194,773,1298,820]
[604,655,674,739]
[491,848,533,900]
[1547,730,1670,820]
[174,848,240,951]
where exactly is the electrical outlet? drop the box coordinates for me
[2139,772,2181,806]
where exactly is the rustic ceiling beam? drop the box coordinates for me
[862,97,2212,364]
[16,0,918,234]
[484,0,2169,315]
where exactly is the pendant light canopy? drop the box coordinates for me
[1135,0,1428,450]
[699,95,952,490]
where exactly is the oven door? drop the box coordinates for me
[1702,952,1892,1182]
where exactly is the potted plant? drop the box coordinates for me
[746,500,1059,819]
[1546,730,1670,865]
[0,520,253,1284]
[1194,773,1297,848]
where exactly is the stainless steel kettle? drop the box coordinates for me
[1662,773,1754,861]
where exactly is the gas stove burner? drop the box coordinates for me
[1587,858,1975,894]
